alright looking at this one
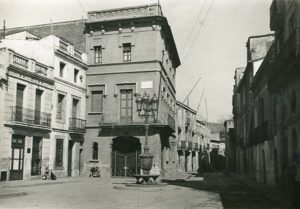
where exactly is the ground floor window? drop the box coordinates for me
[55,139,64,167]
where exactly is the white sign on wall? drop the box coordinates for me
[141,81,153,89]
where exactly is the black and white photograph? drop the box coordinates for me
[0,0,299,208]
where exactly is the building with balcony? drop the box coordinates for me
[1,32,88,179]
[176,101,202,173]
[0,47,54,181]
[268,0,300,188]
[232,34,275,184]
[84,4,180,178]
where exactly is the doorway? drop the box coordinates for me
[79,148,83,175]
[68,141,74,177]
[10,135,25,180]
[111,136,141,177]
[31,137,43,176]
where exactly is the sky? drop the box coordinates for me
[0,0,273,122]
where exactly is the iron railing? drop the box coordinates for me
[9,106,51,127]
[177,141,186,150]
[187,142,193,150]
[97,112,176,131]
[69,118,86,133]
[194,143,199,151]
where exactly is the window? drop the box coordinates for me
[55,139,64,167]
[91,91,103,112]
[92,142,98,160]
[291,90,297,113]
[123,43,131,62]
[289,13,295,35]
[56,94,65,120]
[74,69,79,83]
[94,46,102,63]
[59,62,66,78]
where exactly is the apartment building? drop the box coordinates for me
[84,4,180,178]
[0,46,54,181]
[0,31,87,179]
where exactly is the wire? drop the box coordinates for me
[181,0,208,56]
[182,0,215,64]
[77,0,86,15]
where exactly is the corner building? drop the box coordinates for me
[84,4,180,178]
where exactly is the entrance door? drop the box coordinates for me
[68,141,74,177]
[111,136,141,177]
[10,135,25,180]
[120,90,133,124]
[34,89,43,124]
[16,84,25,122]
[112,151,140,176]
[31,137,42,176]
[79,148,83,175]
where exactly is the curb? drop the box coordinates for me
[0,192,28,199]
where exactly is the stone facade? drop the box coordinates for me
[232,0,300,188]
[0,47,54,181]
[0,32,87,180]
[84,4,180,178]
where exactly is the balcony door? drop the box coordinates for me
[120,89,133,124]
[34,89,43,125]
[31,137,42,176]
[16,84,25,122]
[71,99,79,128]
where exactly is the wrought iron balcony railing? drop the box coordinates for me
[9,106,51,128]
[69,118,86,133]
[177,141,186,150]
[96,112,175,131]
[194,143,199,151]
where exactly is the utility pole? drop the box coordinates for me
[2,20,6,39]
[205,97,209,124]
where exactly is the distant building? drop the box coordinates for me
[84,4,180,178]
[176,101,201,173]
[224,119,234,171]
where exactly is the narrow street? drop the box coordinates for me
[0,173,288,209]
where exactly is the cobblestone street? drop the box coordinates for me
[0,173,290,209]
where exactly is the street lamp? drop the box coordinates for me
[135,92,158,175]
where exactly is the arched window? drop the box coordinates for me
[92,142,98,160]
[292,129,298,161]
[291,90,297,113]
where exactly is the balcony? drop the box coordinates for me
[177,141,186,150]
[187,142,193,150]
[8,106,51,129]
[92,112,176,134]
[69,118,86,133]
[194,143,199,151]
[270,0,285,31]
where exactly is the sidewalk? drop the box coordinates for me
[226,172,293,209]
[0,176,100,199]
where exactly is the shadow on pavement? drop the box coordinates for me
[164,172,285,209]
